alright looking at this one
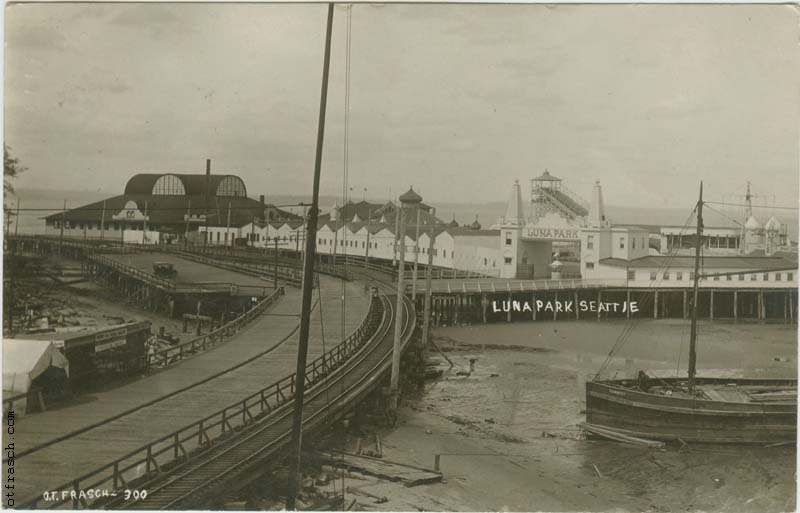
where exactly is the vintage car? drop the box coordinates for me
[152,262,177,279]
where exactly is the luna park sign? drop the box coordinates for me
[523,227,580,241]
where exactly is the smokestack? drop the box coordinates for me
[259,195,266,223]
[205,159,211,202]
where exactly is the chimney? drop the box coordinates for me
[205,159,211,202]
[259,195,266,223]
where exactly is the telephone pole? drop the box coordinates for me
[286,4,334,509]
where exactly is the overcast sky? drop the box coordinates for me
[5,3,799,209]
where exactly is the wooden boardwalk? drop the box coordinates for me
[103,251,279,293]
[14,271,370,503]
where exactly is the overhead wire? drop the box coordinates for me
[705,201,798,211]
[338,4,354,506]
[592,205,698,380]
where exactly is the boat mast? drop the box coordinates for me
[286,3,334,509]
[688,181,703,392]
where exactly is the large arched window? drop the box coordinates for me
[216,176,247,197]
[152,175,186,195]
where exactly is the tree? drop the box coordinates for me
[4,144,26,211]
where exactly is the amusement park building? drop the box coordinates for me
[43,161,300,243]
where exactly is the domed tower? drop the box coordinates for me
[399,187,422,206]
[470,215,481,230]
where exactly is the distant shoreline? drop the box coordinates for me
[11,188,798,240]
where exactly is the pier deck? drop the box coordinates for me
[13,272,370,504]
[103,252,279,295]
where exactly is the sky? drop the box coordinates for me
[4,3,799,210]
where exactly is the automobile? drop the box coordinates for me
[152,262,177,279]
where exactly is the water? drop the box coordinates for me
[5,188,109,235]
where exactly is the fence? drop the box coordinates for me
[168,250,304,287]
[415,278,629,294]
[25,294,383,510]
[147,287,285,369]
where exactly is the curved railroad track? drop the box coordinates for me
[107,293,414,510]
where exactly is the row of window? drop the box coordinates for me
[632,270,794,282]
[51,220,150,232]
[585,235,646,250]
[316,237,459,260]
[319,238,376,250]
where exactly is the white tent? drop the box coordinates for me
[3,339,69,415]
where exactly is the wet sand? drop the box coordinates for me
[365,319,796,512]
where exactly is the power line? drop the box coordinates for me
[705,201,798,211]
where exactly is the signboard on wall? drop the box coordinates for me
[519,212,582,241]
[523,227,580,241]
[112,200,148,221]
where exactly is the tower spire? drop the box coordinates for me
[504,179,524,225]
[589,180,607,227]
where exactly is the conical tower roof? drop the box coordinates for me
[765,216,781,231]
[533,170,561,182]
[745,215,762,230]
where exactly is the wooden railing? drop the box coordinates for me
[88,253,174,289]
[167,250,304,287]
[23,295,384,510]
[87,253,269,295]
[147,287,284,368]
[415,278,629,294]
[2,391,31,414]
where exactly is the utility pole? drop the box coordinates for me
[286,3,333,509]
[392,203,400,269]
[203,213,210,252]
[250,217,256,248]
[13,198,20,237]
[59,199,66,256]
[421,208,436,359]
[364,209,372,270]
[391,199,407,392]
[184,199,191,250]
[226,201,232,250]
[143,200,148,244]
[100,200,106,241]
[332,222,338,267]
[300,205,308,263]
[5,208,11,239]
[412,208,421,301]
[274,237,279,289]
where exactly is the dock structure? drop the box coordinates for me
[5,234,421,509]
[410,277,798,325]
[3,232,795,507]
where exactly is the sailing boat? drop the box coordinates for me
[584,183,797,444]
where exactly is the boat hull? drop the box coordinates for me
[586,378,797,444]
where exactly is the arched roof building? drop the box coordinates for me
[44,163,300,240]
[123,174,247,198]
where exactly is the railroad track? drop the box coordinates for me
[105,293,414,510]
